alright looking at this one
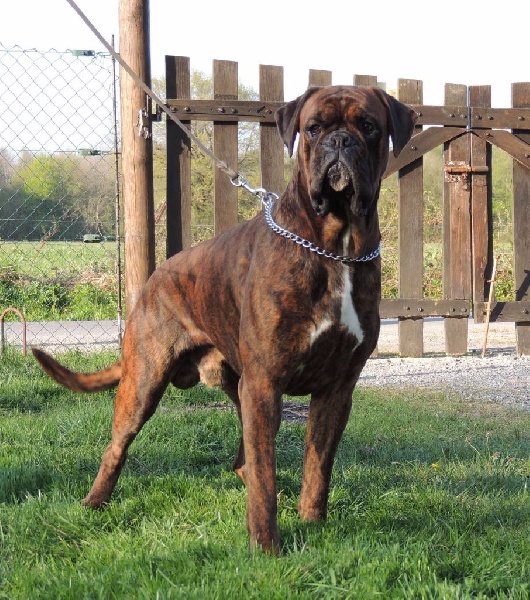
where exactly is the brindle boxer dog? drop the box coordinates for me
[32,85,417,553]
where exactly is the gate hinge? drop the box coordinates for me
[137,95,163,138]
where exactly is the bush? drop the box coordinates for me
[0,275,117,321]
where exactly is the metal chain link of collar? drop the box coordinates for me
[231,177,381,265]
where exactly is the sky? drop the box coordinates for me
[2,0,528,107]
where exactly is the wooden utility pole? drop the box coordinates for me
[119,0,155,315]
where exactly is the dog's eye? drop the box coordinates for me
[361,120,376,135]
[307,124,322,138]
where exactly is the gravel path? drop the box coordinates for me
[358,353,530,411]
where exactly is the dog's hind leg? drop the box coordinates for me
[215,365,246,483]
[298,389,353,522]
[82,350,173,509]
[231,424,246,483]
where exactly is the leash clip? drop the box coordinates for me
[230,176,279,203]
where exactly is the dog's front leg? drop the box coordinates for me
[298,390,353,522]
[239,375,282,554]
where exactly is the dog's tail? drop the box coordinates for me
[32,348,121,393]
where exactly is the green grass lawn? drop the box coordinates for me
[0,240,117,281]
[1,349,529,599]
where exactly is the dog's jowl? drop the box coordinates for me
[33,85,417,553]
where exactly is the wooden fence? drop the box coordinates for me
[163,56,530,357]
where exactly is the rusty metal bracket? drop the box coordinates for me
[0,307,27,356]
[137,95,162,138]
[137,107,151,138]
[444,160,489,190]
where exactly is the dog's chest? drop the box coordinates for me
[310,265,363,348]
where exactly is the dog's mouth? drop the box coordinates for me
[310,147,376,218]
[326,161,353,194]
[311,160,359,217]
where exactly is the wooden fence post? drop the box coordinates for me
[119,0,155,314]
[308,70,332,87]
[397,78,424,356]
[166,55,191,256]
[354,75,377,87]
[259,65,285,195]
[443,83,471,355]
[512,83,530,354]
[470,85,493,309]
[213,60,238,234]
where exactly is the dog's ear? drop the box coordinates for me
[275,87,322,157]
[373,88,418,157]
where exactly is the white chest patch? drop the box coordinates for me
[340,265,364,345]
[309,266,364,348]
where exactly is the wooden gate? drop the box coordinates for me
[164,57,530,356]
[384,81,530,356]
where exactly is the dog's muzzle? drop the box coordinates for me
[310,131,373,218]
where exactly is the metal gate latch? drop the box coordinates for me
[444,161,489,190]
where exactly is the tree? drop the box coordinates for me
[75,154,116,236]
[4,152,115,240]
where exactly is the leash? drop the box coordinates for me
[65,0,380,265]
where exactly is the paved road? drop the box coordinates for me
[1,319,123,353]
[376,317,517,356]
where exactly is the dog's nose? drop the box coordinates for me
[327,131,355,149]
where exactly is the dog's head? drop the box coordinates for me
[275,85,417,217]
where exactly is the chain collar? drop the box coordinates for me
[261,194,381,265]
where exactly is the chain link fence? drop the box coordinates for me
[0,44,123,353]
